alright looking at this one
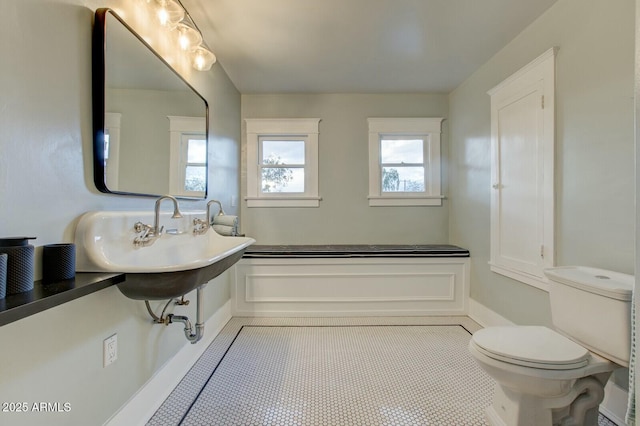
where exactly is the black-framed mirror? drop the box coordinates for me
[92,8,209,199]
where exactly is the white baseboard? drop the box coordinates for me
[468,298,628,425]
[104,300,232,426]
[468,298,514,327]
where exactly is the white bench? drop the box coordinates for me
[232,245,470,317]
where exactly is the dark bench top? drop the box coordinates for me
[243,244,469,258]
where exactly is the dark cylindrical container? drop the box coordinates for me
[42,243,76,284]
[0,253,7,299]
[0,237,36,295]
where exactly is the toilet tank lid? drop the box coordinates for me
[544,266,634,301]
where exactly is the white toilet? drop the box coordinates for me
[469,266,634,426]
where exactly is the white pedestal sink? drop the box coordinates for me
[74,211,255,300]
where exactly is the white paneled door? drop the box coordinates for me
[489,48,556,291]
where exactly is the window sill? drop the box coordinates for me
[246,196,322,208]
[368,196,444,207]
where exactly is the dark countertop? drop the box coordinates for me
[243,244,470,258]
[0,273,125,327]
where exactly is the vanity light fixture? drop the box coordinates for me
[146,0,217,70]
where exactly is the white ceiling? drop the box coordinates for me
[184,0,558,94]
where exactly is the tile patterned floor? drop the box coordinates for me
[148,317,621,425]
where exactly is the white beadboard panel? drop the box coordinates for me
[232,258,469,316]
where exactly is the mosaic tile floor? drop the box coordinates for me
[148,317,620,426]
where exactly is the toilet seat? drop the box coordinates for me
[472,326,590,370]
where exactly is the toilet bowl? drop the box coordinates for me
[469,326,616,425]
[469,267,633,426]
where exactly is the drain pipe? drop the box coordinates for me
[561,377,605,426]
[167,285,206,344]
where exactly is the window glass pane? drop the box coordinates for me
[380,139,423,164]
[382,166,425,192]
[185,165,206,192]
[261,140,305,165]
[187,138,207,163]
[261,168,304,193]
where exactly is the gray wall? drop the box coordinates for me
[240,93,450,244]
[448,0,635,325]
[0,0,241,424]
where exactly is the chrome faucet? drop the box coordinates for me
[193,199,225,235]
[207,199,225,217]
[154,195,183,235]
[134,195,183,247]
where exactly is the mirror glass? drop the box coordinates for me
[93,8,208,199]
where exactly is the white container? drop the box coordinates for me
[545,266,634,367]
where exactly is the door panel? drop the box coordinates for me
[489,48,555,290]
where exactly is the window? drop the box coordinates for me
[182,135,207,193]
[246,118,321,207]
[168,116,207,197]
[381,138,426,193]
[259,137,306,193]
[367,118,444,206]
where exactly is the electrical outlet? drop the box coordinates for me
[230,195,237,207]
[103,334,118,367]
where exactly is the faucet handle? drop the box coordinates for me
[132,222,162,247]
[193,218,209,235]
[134,221,149,233]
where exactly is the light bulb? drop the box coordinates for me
[157,8,169,26]
[192,47,216,71]
[176,23,202,51]
[155,0,184,28]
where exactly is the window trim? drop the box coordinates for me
[367,118,444,206]
[245,118,321,208]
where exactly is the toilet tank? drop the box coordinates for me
[544,266,634,367]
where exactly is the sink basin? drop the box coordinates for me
[74,211,255,300]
